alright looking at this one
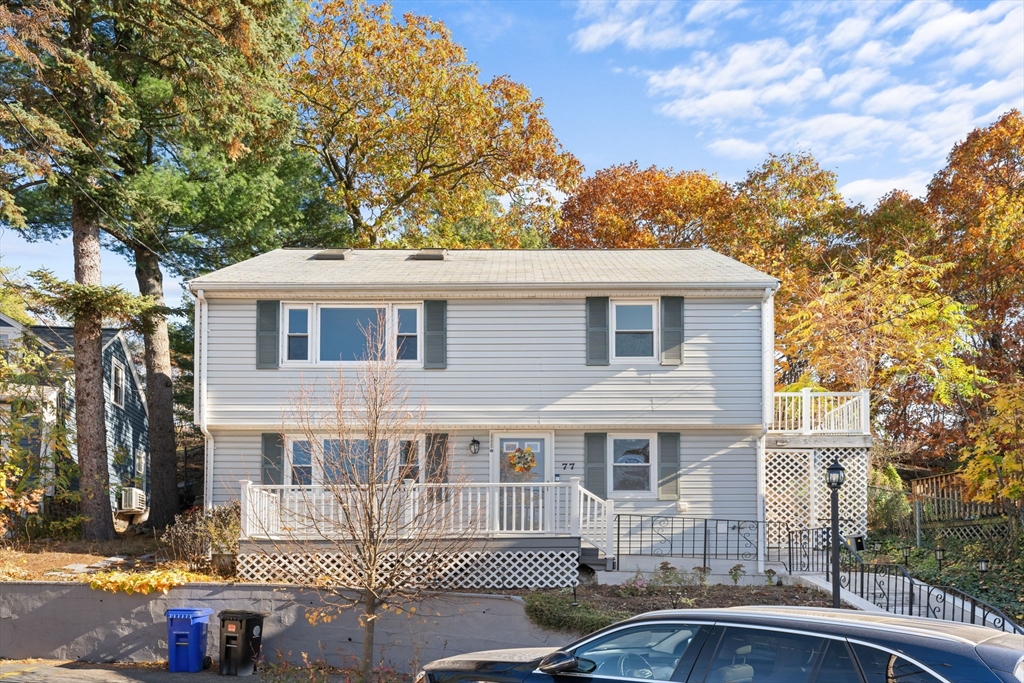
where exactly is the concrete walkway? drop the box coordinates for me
[0,660,350,682]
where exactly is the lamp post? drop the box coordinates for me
[901,545,912,567]
[978,558,989,587]
[825,457,846,609]
[934,547,945,572]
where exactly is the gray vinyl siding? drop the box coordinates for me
[203,297,763,428]
[208,428,756,521]
[103,339,149,499]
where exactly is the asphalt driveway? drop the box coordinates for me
[0,660,350,682]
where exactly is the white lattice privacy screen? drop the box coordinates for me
[765,447,869,543]
[237,550,580,589]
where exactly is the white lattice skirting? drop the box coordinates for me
[765,447,869,543]
[237,550,580,589]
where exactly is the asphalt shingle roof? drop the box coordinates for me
[30,327,121,352]
[189,249,778,290]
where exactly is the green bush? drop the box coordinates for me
[524,593,631,635]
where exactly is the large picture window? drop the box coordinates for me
[280,303,422,365]
[287,436,424,485]
[612,301,657,361]
[609,434,656,496]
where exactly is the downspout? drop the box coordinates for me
[758,286,775,574]
[194,288,214,510]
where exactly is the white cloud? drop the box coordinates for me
[685,0,743,24]
[570,1,710,52]
[840,171,932,206]
[707,137,769,160]
[826,17,872,50]
[862,84,938,115]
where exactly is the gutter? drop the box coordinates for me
[185,280,782,295]
[193,287,214,509]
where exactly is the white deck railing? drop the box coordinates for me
[240,477,615,559]
[771,389,870,435]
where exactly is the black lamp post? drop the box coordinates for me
[901,545,912,567]
[825,457,846,609]
[934,547,945,572]
[978,558,989,585]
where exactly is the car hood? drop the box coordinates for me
[424,647,559,673]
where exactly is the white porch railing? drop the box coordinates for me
[771,389,870,435]
[240,477,615,559]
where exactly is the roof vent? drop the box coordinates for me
[311,248,353,261]
[409,248,447,261]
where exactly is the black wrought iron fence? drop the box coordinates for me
[917,584,1024,634]
[615,515,761,565]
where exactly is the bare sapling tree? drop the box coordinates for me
[248,313,477,682]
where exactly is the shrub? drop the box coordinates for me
[161,501,241,572]
[728,564,746,585]
[618,569,652,597]
[524,593,631,635]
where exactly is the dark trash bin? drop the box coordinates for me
[165,607,214,673]
[218,610,268,676]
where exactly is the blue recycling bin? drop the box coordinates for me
[165,607,214,672]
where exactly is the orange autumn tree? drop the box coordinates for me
[289,0,582,247]
[553,162,728,248]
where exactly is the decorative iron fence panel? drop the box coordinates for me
[615,515,761,564]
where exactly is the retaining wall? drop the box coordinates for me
[0,583,564,671]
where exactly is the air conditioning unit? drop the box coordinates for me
[120,487,147,513]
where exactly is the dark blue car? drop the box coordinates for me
[419,607,1024,683]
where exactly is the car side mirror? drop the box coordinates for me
[539,651,579,674]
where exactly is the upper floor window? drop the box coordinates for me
[111,360,126,407]
[612,301,657,361]
[281,303,421,365]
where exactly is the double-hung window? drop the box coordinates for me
[281,303,422,365]
[111,360,126,408]
[609,434,656,496]
[612,301,657,361]
[287,436,424,485]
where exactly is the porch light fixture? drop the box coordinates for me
[825,457,845,609]
[468,438,481,455]
[901,545,912,567]
[934,547,945,571]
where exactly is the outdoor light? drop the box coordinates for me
[825,457,846,609]
[468,438,481,455]
[934,547,945,572]
[826,458,846,490]
[902,545,912,567]
[978,558,989,575]
[873,541,882,554]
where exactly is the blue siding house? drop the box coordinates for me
[0,314,150,521]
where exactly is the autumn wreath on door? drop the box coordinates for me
[508,446,537,473]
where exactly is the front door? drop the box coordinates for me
[496,435,549,531]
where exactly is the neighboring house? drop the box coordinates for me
[188,249,871,586]
[0,313,150,522]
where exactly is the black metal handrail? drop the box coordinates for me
[918,584,1024,635]
[838,561,917,615]
[615,515,761,564]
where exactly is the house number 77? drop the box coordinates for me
[561,463,575,470]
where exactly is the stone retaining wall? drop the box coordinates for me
[0,583,564,671]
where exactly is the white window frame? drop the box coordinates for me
[607,432,658,499]
[282,304,313,363]
[280,303,423,367]
[285,435,425,486]
[611,299,659,363]
[111,359,126,408]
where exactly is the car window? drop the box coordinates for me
[812,640,862,683]
[851,644,945,683]
[702,627,825,683]
[571,624,702,681]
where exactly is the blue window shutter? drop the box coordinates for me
[261,433,284,485]
[658,432,680,500]
[424,300,447,369]
[586,297,609,366]
[256,300,280,369]
[660,297,684,366]
[425,433,449,483]
[584,433,608,498]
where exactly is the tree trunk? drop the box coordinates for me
[73,198,116,541]
[135,247,178,527]
[361,592,377,683]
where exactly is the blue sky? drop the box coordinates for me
[2,0,1022,307]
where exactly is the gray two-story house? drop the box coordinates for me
[189,249,870,586]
